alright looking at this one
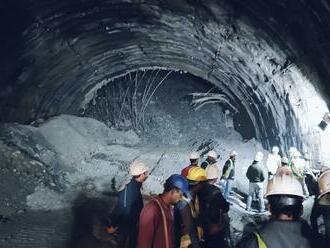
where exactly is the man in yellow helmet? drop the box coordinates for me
[238,167,315,248]
[174,166,207,248]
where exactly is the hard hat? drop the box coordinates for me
[293,150,301,158]
[230,150,238,157]
[186,167,207,182]
[281,157,289,164]
[205,164,219,180]
[272,146,279,154]
[189,151,200,160]
[318,169,330,205]
[288,147,297,157]
[265,168,304,198]
[207,150,217,159]
[254,152,264,162]
[129,160,149,176]
[165,174,190,197]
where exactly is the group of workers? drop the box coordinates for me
[104,147,330,248]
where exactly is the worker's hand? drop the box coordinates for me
[105,226,118,234]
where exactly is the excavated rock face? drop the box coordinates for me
[1,0,330,156]
[1,1,330,247]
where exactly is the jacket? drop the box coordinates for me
[221,159,235,180]
[238,220,314,248]
[201,158,216,170]
[198,184,229,237]
[174,197,203,248]
[138,195,174,248]
[108,178,143,248]
[246,161,265,183]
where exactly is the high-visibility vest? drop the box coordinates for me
[254,232,267,248]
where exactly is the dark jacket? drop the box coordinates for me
[221,159,235,180]
[238,220,314,248]
[198,184,229,236]
[174,198,202,248]
[138,195,174,248]
[201,158,216,170]
[109,178,143,247]
[246,161,265,183]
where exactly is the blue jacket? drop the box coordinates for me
[110,178,143,230]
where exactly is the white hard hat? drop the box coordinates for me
[281,157,289,164]
[230,150,238,157]
[254,152,264,162]
[272,146,279,154]
[207,150,217,159]
[129,160,149,176]
[189,151,200,160]
[288,147,297,157]
[293,150,301,158]
[205,164,220,180]
[266,168,304,198]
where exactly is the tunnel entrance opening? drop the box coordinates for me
[82,69,256,146]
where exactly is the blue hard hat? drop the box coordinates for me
[166,174,190,198]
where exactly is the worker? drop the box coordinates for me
[200,164,230,248]
[182,151,200,178]
[245,152,265,213]
[238,166,315,248]
[137,174,190,248]
[106,160,149,248]
[280,157,289,167]
[266,146,281,180]
[310,167,330,244]
[220,150,237,200]
[201,150,218,169]
[175,167,207,248]
[290,150,309,196]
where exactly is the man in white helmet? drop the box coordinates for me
[220,150,237,200]
[290,150,309,196]
[201,150,218,169]
[238,167,315,248]
[181,151,200,178]
[106,160,149,248]
[266,146,281,180]
[245,152,266,212]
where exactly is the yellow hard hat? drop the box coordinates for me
[318,169,330,205]
[186,167,207,182]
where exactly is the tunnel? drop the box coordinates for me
[1,0,330,247]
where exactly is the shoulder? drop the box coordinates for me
[237,233,258,248]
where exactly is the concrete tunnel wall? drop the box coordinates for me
[1,0,330,158]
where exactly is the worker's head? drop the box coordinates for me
[189,151,200,165]
[207,150,217,162]
[229,150,238,161]
[205,164,219,184]
[266,170,304,220]
[129,160,149,182]
[281,157,289,166]
[318,168,330,206]
[164,174,190,204]
[254,152,264,162]
[288,147,297,158]
[272,146,279,154]
[186,167,207,193]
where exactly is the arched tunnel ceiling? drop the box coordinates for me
[1,0,330,151]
